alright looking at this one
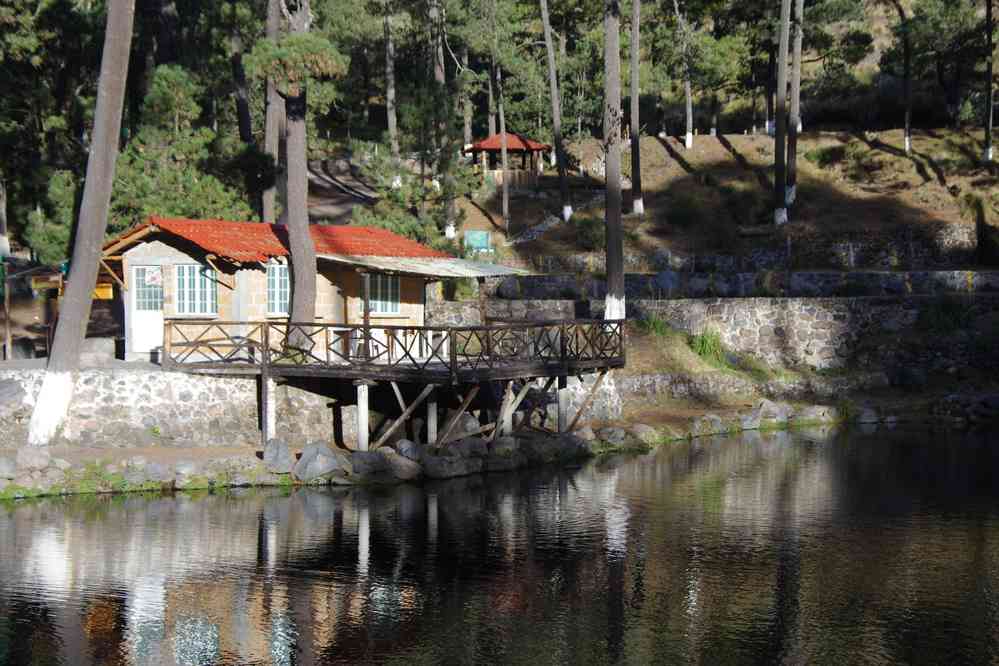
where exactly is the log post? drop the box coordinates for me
[356,380,372,451]
[427,388,438,445]
[3,273,10,361]
[557,374,569,433]
[501,381,514,434]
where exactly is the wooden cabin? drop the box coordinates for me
[101,217,523,362]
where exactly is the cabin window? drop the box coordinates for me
[267,263,290,315]
[370,274,400,315]
[133,266,164,311]
[175,264,218,315]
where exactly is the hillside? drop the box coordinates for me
[462,128,994,270]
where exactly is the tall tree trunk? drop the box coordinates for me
[154,0,180,65]
[361,46,371,127]
[430,0,446,154]
[673,0,693,150]
[889,0,912,154]
[461,46,473,147]
[385,12,399,158]
[540,0,572,220]
[986,0,994,162]
[0,176,8,258]
[787,0,803,206]
[604,0,625,320]
[710,94,719,136]
[773,0,791,226]
[230,34,254,146]
[629,0,643,215]
[29,0,136,446]
[497,65,510,231]
[767,45,776,135]
[285,2,317,326]
[487,65,497,136]
[262,0,285,223]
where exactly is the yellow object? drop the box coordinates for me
[92,283,114,300]
[30,275,62,291]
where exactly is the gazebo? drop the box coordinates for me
[465,132,551,189]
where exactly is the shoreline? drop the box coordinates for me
[2,392,992,502]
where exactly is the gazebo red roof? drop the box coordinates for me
[466,133,551,153]
[105,216,448,264]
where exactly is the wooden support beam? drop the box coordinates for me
[437,386,480,446]
[99,259,125,289]
[362,273,371,361]
[446,422,495,443]
[489,381,514,442]
[373,384,435,449]
[260,370,276,448]
[390,381,407,412]
[567,369,608,433]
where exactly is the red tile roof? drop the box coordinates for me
[114,217,448,264]
[466,132,551,152]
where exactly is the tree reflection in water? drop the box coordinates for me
[1,426,999,664]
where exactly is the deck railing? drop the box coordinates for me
[162,319,625,380]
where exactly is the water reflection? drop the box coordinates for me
[2,427,999,664]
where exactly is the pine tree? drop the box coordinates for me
[604,0,625,320]
[629,0,644,216]
[773,0,791,226]
[540,0,572,221]
[28,0,137,445]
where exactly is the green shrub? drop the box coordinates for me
[574,214,606,251]
[664,192,703,229]
[689,329,727,365]
[804,145,846,168]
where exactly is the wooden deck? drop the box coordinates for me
[162,319,626,384]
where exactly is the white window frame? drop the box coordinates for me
[174,264,218,316]
[370,274,400,315]
[266,262,290,316]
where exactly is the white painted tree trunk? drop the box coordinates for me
[562,204,574,222]
[774,208,788,226]
[28,372,74,446]
[632,197,644,215]
[0,235,9,259]
[685,132,693,150]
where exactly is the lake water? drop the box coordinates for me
[2,427,999,665]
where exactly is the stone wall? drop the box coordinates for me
[426,299,576,326]
[0,367,339,449]
[592,295,999,369]
[487,269,999,301]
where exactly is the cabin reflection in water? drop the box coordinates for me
[4,428,999,664]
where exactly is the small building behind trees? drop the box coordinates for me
[465,133,551,189]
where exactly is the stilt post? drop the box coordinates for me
[557,374,569,433]
[356,380,372,451]
[427,388,438,445]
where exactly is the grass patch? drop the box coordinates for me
[635,314,675,338]
[663,192,703,229]
[573,214,605,251]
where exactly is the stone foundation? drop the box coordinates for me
[0,367,339,449]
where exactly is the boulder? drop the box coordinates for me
[575,425,597,442]
[488,436,519,457]
[556,433,591,459]
[483,451,528,472]
[0,457,15,480]
[376,447,423,481]
[174,460,201,478]
[596,427,628,446]
[263,438,294,474]
[52,458,72,472]
[691,414,726,437]
[124,467,148,485]
[450,437,489,458]
[0,380,26,417]
[519,437,562,464]
[392,438,424,463]
[294,444,347,483]
[628,424,660,445]
[795,405,839,424]
[16,447,50,471]
[144,462,174,483]
[445,412,481,439]
[422,454,483,479]
[351,450,389,477]
[754,399,794,426]
[740,411,762,431]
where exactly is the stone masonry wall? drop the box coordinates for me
[0,367,337,449]
[593,295,999,370]
[426,299,576,326]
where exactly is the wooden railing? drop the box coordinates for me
[162,319,625,380]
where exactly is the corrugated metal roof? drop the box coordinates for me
[317,253,531,278]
